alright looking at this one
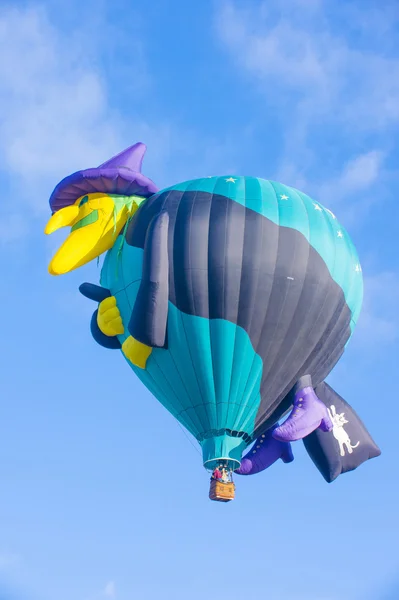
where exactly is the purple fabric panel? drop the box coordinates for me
[48,142,158,211]
[49,169,158,212]
[235,428,294,475]
[273,383,333,442]
[99,142,146,171]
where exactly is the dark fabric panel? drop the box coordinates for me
[253,287,351,437]
[128,212,169,348]
[237,206,267,334]
[175,190,212,317]
[79,282,111,303]
[125,190,352,434]
[303,382,381,482]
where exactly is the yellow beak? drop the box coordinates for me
[44,193,135,276]
[44,205,80,234]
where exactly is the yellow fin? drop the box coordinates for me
[97,296,124,336]
[122,336,152,369]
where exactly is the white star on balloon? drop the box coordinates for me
[355,264,362,272]
[337,230,343,238]
[225,177,237,183]
[280,194,289,200]
[313,203,323,211]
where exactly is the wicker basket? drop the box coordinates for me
[209,479,235,502]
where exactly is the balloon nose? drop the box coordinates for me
[45,205,79,234]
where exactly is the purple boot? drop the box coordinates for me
[273,375,333,442]
[235,426,294,476]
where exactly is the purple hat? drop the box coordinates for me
[49,142,158,212]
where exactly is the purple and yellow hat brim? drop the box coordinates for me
[48,142,159,213]
[49,167,158,213]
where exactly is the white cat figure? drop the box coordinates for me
[327,405,360,457]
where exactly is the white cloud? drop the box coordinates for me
[216,1,331,95]
[356,272,399,345]
[335,152,383,193]
[214,0,399,207]
[103,580,116,599]
[315,150,385,222]
[83,579,117,600]
[280,150,383,194]
[0,6,124,213]
[215,0,399,130]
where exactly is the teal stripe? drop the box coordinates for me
[101,240,144,293]
[209,319,235,429]
[144,306,263,441]
[177,310,217,432]
[201,434,247,470]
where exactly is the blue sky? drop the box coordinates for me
[0,0,398,598]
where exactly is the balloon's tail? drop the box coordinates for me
[302,381,381,482]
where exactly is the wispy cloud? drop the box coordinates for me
[356,272,399,345]
[214,0,398,208]
[215,0,399,131]
[83,579,117,600]
[0,5,124,213]
[216,0,333,99]
[326,152,384,196]
[316,151,385,223]
[103,580,116,599]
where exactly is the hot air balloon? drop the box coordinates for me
[45,143,380,502]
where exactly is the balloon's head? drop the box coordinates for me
[45,192,144,275]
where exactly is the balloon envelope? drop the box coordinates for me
[100,176,363,469]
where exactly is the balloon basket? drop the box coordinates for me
[209,479,235,502]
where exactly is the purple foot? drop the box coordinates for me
[235,426,294,476]
[273,381,333,442]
